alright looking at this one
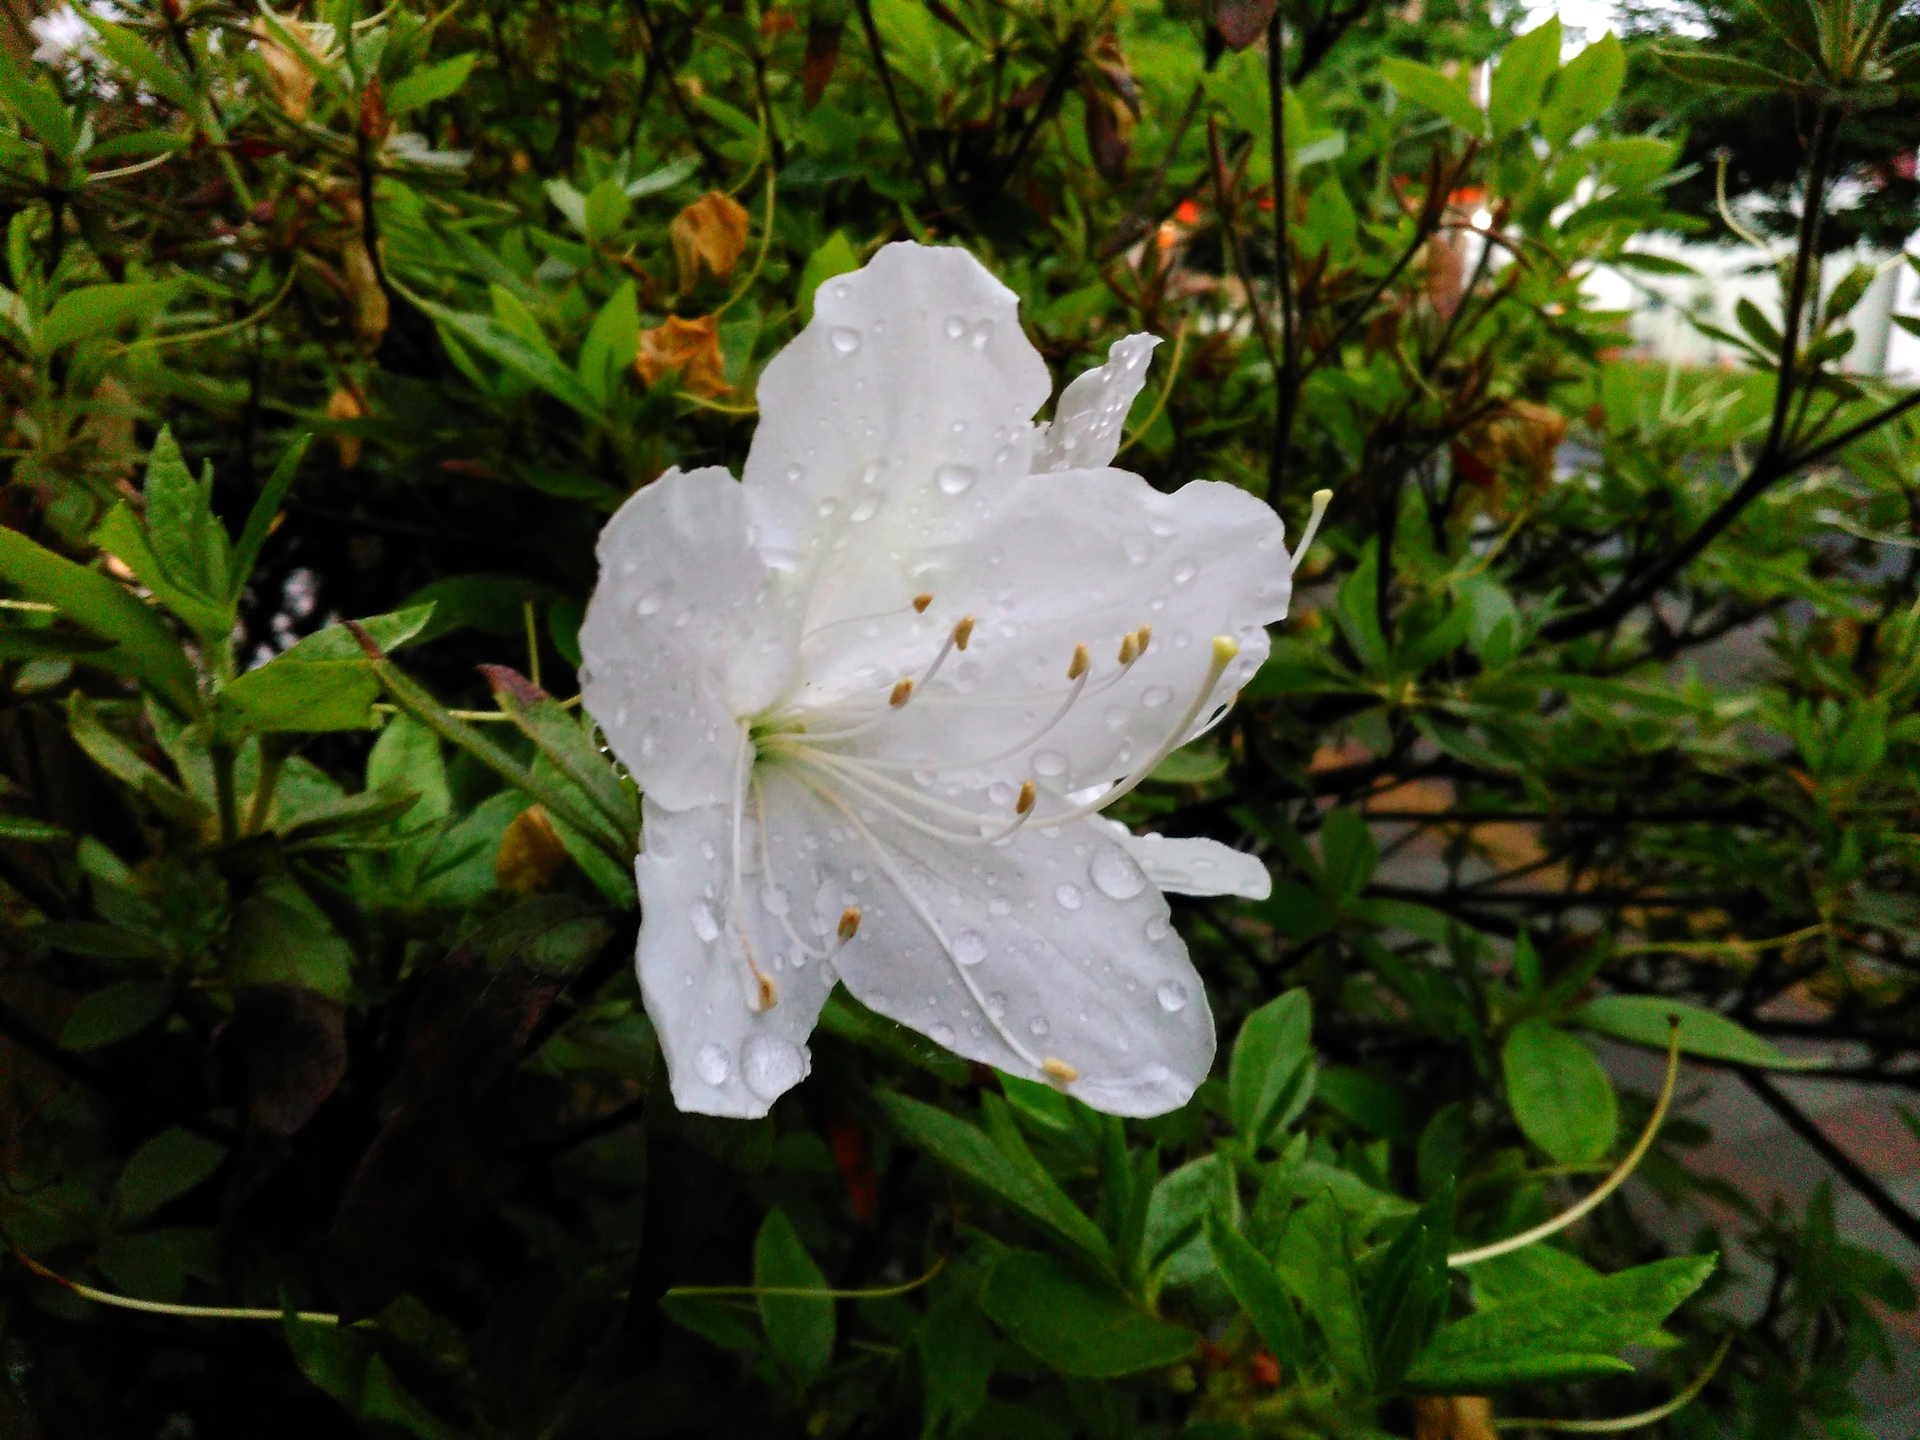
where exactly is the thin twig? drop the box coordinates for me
[1740,1070,1920,1248]
[11,1247,351,1325]
[853,0,942,218]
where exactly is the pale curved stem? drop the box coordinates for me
[1448,1021,1682,1269]
[666,1253,946,1302]
[12,1248,348,1325]
[1493,1332,1733,1432]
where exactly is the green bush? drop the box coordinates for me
[0,0,1915,1434]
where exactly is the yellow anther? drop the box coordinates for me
[889,677,914,708]
[952,616,975,651]
[755,974,778,1010]
[838,907,862,941]
[1016,780,1036,814]
[1117,633,1139,666]
[913,593,934,613]
[1135,624,1152,655]
[1211,634,1241,664]
[1067,643,1089,681]
[1041,1057,1079,1083]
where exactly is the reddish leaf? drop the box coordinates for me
[1216,0,1278,50]
[233,984,348,1137]
[804,20,843,108]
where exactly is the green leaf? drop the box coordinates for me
[36,280,182,354]
[87,18,197,110]
[1653,50,1798,89]
[278,604,435,663]
[1206,1211,1305,1366]
[229,434,311,606]
[479,670,633,848]
[1540,33,1625,145]
[1269,1191,1372,1381]
[583,175,632,244]
[114,1127,227,1224]
[1229,989,1315,1150]
[1573,994,1823,1070]
[798,231,861,321]
[214,659,381,737]
[65,693,206,824]
[625,154,700,198]
[93,503,230,642]
[425,301,602,419]
[0,530,199,715]
[1366,1182,1454,1389]
[1408,1255,1715,1391]
[576,281,640,405]
[227,878,354,1001]
[1502,1019,1618,1164]
[60,980,171,1050]
[1745,0,1824,61]
[1490,18,1561,137]
[754,1208,835,1388]
[876,1091,1113,1271]
[140,428,227,601]
[1379,58,1485,136]
[978,1251,1196,1377]
[1149,742,1229,784]
[0,49,77,156]
[386,53,479,114]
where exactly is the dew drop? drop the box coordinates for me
[988,897,1013,917]
[930,1021,956,1046]
[1029,1015,1051,1038]
[1033,749,1067,778]
[850,494,880,522]
[1173,561,1198,585]
[1156,980,1189,1013]
[943,313,968,339]
[701,839,717,861]
[1145,915,1172,941]
[1142,686,1173,708]
[786,463,806,481]
[1090,844,1148,900]
[971,319,994,350]
[817,497,840,517]
[986,991,1008,1018]
[690,901,720,942]
[829,326,861,355]
[935,463,978,496]
[636,586,667,617]
[1103,706,1127,731]
[1054,882,1084,911]
[1150,518,1177,538]
[695,1042,731,1086]
[760,886,790,917]
[741,1034,807,1099]
[952,930,988,966]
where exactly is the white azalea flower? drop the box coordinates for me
[580,242,1324,1120]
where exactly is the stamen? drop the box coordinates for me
[913,593,934,613]
[1118,633,1138,666]
[1067,644,1089,681]
[889,677,914,708]
[793,774,1045,1070]
[1042,1057,1079,1083]
[728,723,777,1010]
[838,907,862,941]
[752,772,834,962]
[952,616,975,650]
[1291,488,1333,566]
[774,747,1038,847]
[1028,635,1243,829]
[1016,780,1036,814]
[1134,624,1152,655]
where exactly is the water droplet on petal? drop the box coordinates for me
[1029,1015,1050,1038]
[1173,561,1198,585]
[1103,706,1127,731]
[761,886,790,917]
[971,319,993,350]
[1090,844,1147,900]
[741,1034,807,1099]
[953,930,987,965]
[1156,980,1189,1013]
[1125,538,1150,565]
[935,463,978,496]
[829,327,861,354]
[1145,915,1172,941]
[1054,882,1084,911]
[851,494,880,522]
[930,1021,956,1046]
[988,897,1013,916]
[1142,686,1172,708]
[637,586,668,617]
[943,313,968,339]
[695,1042,731,1086]
[1033,749,1067,778]
[817,497,839,517]
[690,901,720,942]
[986,991,1008,1018]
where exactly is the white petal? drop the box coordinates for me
[1032,334,1160,473]
[579,467,804,811]
[762,770,1214,1116]
[742,242,1051,603]
[1095,819,1272,900]
[825,467,1290,799]
[634,794,838,1118]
